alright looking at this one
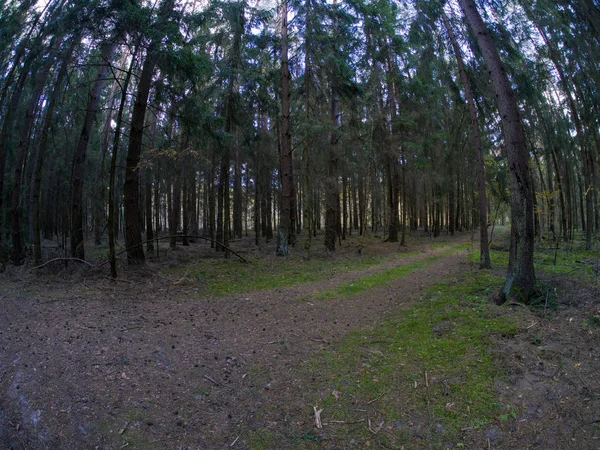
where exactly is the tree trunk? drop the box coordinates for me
[33,41,76,264]
[459,0,535,303]
[11,39,59,264]
[108,49,137,277]
[124,47,157,264]
[71,41,115,261]
[325,79,339,252]
[277,0,295,255]
[442,9,490,267]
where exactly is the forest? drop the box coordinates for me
[0,0,599,448]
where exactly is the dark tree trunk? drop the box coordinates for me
[459,0,535,302]
[124,48,157,264]
[11,39,59,264]
[71,41,114,261]
[325,80,339,252]
[108,50,137,277]
[277,0,295,254]
[442,9,490,267]
[34,41,75,264]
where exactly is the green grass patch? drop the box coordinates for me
[246,429,277,450]
[315,243,470,300]
[468,239,599,289]
[303,270,517,448]
[176,253,391,296]
[533,243,599,284]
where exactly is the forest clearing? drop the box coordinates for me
[0,230,599,449]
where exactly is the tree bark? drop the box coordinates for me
[124,48,155,264]
[11,38,60,264]
[108,49,137,277]
[70,41,115,261]
[441,9,490,267]
[277,0,295,255]
[458,0,535,303]
[33,40,76,264]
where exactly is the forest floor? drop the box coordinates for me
[0,229,599,449]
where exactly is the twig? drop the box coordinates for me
[367,417,384,434]
[314,406,323,429]
[325,419,365,425]
[230,436,240,447]
[309,337,328,344]
[425,371,429,388]
[32,257,92,270]
[366,391,386,405]
[204,375,219,386]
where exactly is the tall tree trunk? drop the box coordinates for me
[124,0,174,264]
[108,50,137,277]
[442,9,490,268]
[325,80,339,251]
[458,0,535,302]
[0,44,38,243]
[277,0,295,255]
[124,48,156,264]
[70,41,115,261]
[302,0,313,257]
[33,41,76,264]
[11,39,59,264]
[233,129,243,239]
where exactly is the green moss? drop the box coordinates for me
[247,429,277,450]
[304,270,516,448]
[315,243,469,299]
[172,253,392,296]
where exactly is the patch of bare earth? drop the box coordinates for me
[471,275,600,450]
[0,233,598,449]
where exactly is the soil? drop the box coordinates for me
[0,232,598,449]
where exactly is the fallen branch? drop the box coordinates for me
[32,257,92,270]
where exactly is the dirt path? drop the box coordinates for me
[0,239,472,449]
